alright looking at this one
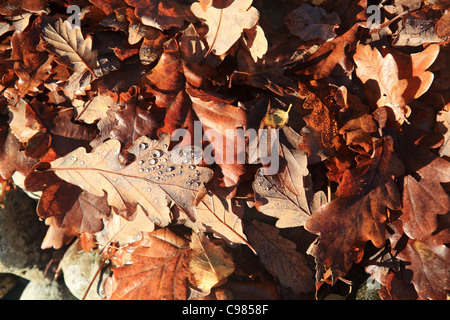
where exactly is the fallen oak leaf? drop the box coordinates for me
[109,228,191,300]
[385,44,440,105]
[7,98,45,144]
[298,82,340,149]
[300,23,360,79]
[10,23,53,97]
[188,228,235,295]
[353,44,439,124]
[24,162,110,235]
[187,85,247,194]
[41,216,77,250]
[284,3,341,42]
[95,206,155,248]
[0,126,38,179]
[305,137,404,284]
[48,134,213,224]
[180,190,250,249]
[389,220,450,300]
[245,220,315,294]
[190,0,260,56]
[253,143,311,228]
[40,18,98,99]
[401,151,450,241]
[73,92,116,125]
[125,0,194,31]
[353,44,410,124]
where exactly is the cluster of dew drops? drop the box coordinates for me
[136,141,204,189]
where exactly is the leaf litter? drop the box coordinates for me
[0,0,449,300]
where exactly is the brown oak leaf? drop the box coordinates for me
[305,137,404,283]
[109,228,191,299]
[253,143,312,228]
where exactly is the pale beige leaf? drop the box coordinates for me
[253,144,311,228]
[50,134,213,225]
[190,0,260,56]
[8,98,44,143]
[95,206,154,248]
[188,229,235,294]
[73,93,116,124]
[184,192,249,248]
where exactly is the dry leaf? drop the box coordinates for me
[284,3,340,42]
[188,229,235,294]
[110,228,191,299]
[40,18,98,99]
[253,144,311,228]
[190,0,260,56]
[49,134,213,224]
[245,220,314,294]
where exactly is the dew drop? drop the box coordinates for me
[138,168,144,173]
[192,182,200,188]
[70,156,78,161]
[155,177,160,181]
[163,144,168,149]
[144,168,150,173]
[165,166,175,172]
[147,187,152,192]
[162,158,167,163]
[149,158,157,165]
[178,171,183,175]
[152,150,163,157]
[95,153,100,156]
[139,142,148,150]
[188,165,195,170]
[138,160,145,165]
[158,171,163,175]
[186,181,192,186]
[79,161,85,166]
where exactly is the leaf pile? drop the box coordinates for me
[1,0,449,300]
